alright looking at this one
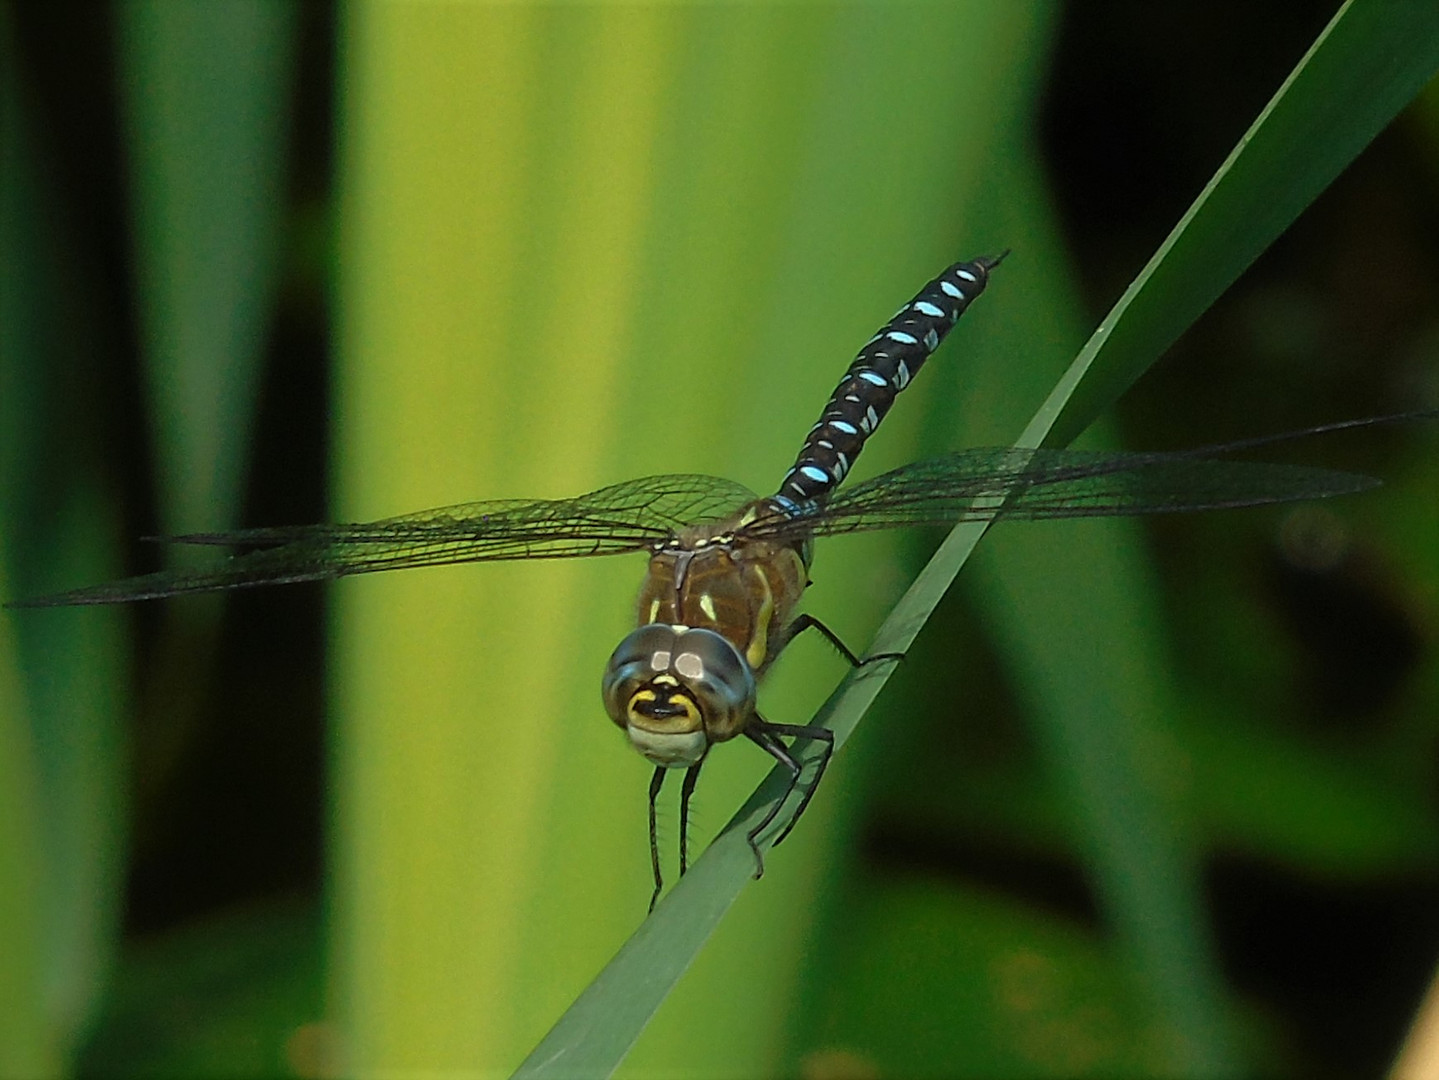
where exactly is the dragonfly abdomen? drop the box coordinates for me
[775,254,1004,506]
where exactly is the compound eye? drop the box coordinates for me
[601,625,756,744]
[601,624,680,726]
[667,628,755,741]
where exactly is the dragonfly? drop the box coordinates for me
[12,253,1399,910]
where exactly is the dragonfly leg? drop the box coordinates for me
[742,717,835,876]
[765,722,835,848]
[678,760,704,877]
[778,613,904,667]
[648,766,667,914]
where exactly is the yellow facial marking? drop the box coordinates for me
[669,694,700,725]
[698,593,718,622]
[647,597,661,623]
[626,689,700,729]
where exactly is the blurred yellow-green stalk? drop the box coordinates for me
[329,6,1047,1073]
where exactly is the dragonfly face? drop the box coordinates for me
[602,623,756,767]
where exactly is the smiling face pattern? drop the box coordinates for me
[602,623,757,766]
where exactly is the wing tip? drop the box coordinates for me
[5,590,135,609]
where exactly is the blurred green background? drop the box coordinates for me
[2,2,1436,1078]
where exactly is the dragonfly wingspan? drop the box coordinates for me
[10,474,758,606]
[764,446,1380,540]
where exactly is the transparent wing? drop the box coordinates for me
[11,474,757,606]
[747,446,1380,542]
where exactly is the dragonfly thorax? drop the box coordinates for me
[638,511,809,675]
[602,624,756,767]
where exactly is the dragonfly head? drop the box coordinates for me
[602,624,756,767]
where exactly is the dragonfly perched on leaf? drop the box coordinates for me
[11,253,1416,911]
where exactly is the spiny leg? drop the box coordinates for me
[742,723,801,879]
[778,612,905,667]
[742,716,834,876]
[678,760,704,877]
[762,721,835,848]
[647,766,667,914]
